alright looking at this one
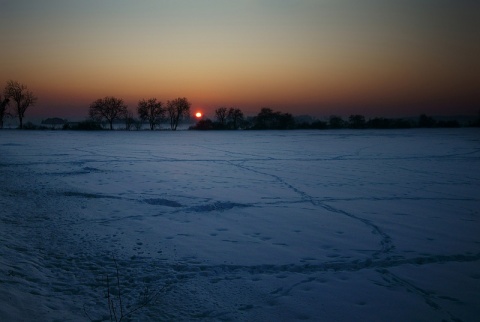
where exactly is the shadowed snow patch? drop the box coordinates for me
[83,166,104,172]
[62,191,121,199]
[187,201,251,212]
[50,167,105,176]
[144,198,183,207]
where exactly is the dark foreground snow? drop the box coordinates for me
[1,129,479,321]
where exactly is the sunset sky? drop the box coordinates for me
[1,0,479,120]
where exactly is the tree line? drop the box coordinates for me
[1,80,192,130]
[88,96,191,131]
[191,108,478,130]
[1,80,479,130]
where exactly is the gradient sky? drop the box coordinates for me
[1,0,479,119]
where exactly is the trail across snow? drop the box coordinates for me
[1,129,479,321]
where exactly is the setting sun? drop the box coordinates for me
[195,112,202,118]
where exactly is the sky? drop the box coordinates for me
[1,0,479,120]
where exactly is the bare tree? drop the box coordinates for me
[166,97,191,130]
[89,96,128,130]
[137,98,164,130]
[3,80,37,129]
[0,95,9,129]
[227,108,244,129]
[214,107,228,126]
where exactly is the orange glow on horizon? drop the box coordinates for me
[2,1,478,119]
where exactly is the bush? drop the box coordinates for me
[64,120,103,130]
[21,122,50,130]
[190,119,215,130]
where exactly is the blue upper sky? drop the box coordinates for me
[1,0,478,118]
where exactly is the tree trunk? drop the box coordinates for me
[19,116,23,129]
[173,114,180,131]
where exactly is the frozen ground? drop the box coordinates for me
[1,129,479,321]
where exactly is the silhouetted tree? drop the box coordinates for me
[0,95,9,129]
[214,107,228,127]
[89,96,128,130]
[166,97,191,130]
[252,108,295,129]
[3,80,37,129]
[278,112,295,129]
[227,108,244,129]
[137,98,165,130]
[418,114,436,128]
[191,119,215,130]
[254,108,275,129]
[329,115,345,129]
[348,114,366,129]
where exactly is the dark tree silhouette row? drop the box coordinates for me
[191,109,476,130]
[0,81,192,131]
[87,96,191,131]
[1,80,479,130]
[192,107,246,130]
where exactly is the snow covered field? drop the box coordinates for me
[1,129,479,321]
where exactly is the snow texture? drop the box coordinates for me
[1,129,479,321]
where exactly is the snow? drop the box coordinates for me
[1,129,479,321]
